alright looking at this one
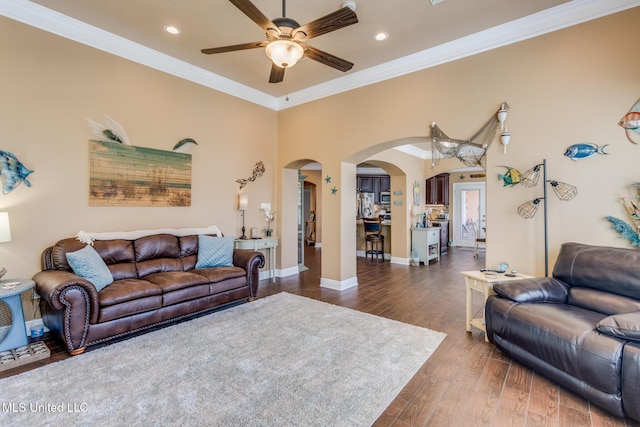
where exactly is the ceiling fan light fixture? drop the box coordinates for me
[265,40,304,68]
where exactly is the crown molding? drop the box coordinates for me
[0,0,278,109]
[2,0,639,111]
[277,0,640,109]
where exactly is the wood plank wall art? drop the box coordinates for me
[88,140,192,207]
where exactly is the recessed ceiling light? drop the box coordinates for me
[374,32,389,41]
[164,25,181,35]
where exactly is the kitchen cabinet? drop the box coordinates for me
[358,176,373,193]
[380,176,390,192]
[411,228,440,264]
[425,173,450,205]
[357,175,390,204]
[431,221,449,255]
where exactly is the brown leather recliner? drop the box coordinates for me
[486,242,640,422]
[33,234,265,355]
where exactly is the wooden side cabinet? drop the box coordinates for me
[411,228,440,264]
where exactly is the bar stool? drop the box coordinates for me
[363,217,384,261]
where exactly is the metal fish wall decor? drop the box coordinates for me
[0,150,33,194]
[236,161,265,190]
[564,143,609,161]
[619,98,640,144]
[497,166,521,187]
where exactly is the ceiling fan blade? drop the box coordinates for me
[201,41,267,55]
[293,6,358,40]
[229,0,279,33]
[269,63,285,84]
[302,44,354,72]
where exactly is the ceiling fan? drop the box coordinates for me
[201,0,358,83]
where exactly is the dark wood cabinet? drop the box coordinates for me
[429,222,449,255]
[357,175,390,204]
[380,176,390,193]
[425,173,450,205]
[357,176,373,193]
[438,221,449,254]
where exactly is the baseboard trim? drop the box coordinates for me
[320,276,358,291]
[390,257,410,265]
[356,250,390,260]
[276,266,299,278]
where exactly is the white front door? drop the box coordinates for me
[452,182,486,247]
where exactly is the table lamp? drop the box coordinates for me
[238,194,248,239]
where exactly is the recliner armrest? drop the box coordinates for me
[597,311,640,342]
[493,277,569,303]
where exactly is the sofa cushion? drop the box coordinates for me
[194,266,246,283]
[98,278,162,307]
[98,295,163,323]
[66,245,114,291]
[493,277,569,303]
[144,271,210,293]
[569,288,640,315]
[196,235,235,268]
[553,242,640,300]
[488,301,624,394]
[134,234,183,277]
[597,311,640,342]
[93,239,138,280]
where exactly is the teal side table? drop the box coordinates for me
[0,279,35,351]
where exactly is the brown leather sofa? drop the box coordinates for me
[486,242,640,422]
[33,234,264,355]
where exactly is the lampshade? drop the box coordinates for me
[549,181,578,201]
[0,212,11,242]
[265,40,304,68]
[238,194,249,211]
[520,164,542,188]
[517,198,543,219]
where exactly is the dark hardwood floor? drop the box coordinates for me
[3,245,639,426]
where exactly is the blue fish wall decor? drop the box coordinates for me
[0,150,34,194]
[564,143,609,161]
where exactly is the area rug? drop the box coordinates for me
[0,292,446,426]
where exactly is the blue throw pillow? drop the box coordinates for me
[66,245,114,291]
[196,235,235,268]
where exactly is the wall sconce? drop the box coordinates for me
[517,160,577,276]
[238,194,249,240]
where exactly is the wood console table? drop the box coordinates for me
[461,270,534,342]
[235,237,278,283]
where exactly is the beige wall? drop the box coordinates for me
[0,17,277,283]
[2,7,640,299]
[278,7,640,278]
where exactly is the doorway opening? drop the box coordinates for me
[452,182,486,247]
